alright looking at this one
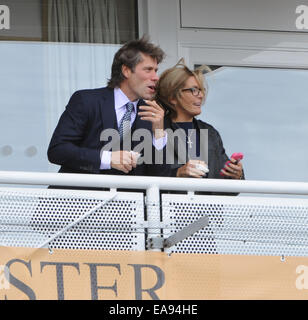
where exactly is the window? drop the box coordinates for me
[0,0,139,172]
[202,66,308,182]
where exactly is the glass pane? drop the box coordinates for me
[0,41,121,172]
[203,67,308,182]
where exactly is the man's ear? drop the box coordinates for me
[121,64,131,79]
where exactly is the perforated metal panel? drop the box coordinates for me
[3,186,308,256]
[162,194,308,256]
[0,187,145,251]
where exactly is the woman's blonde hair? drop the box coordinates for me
[155,58,210,119]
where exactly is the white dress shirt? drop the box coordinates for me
[100,87,166,170]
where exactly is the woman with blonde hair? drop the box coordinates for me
[154,59,243,179]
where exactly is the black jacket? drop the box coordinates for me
[162,117,231,178]
[48,87,160,177]
[157,117,244,195]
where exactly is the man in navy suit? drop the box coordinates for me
[48,36,166,177]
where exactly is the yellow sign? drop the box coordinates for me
[1,246,308,300]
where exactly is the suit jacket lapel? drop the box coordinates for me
[100,94,152,130]
[99,87,121,150]
[100,95,153,151]
[100,87,117,130]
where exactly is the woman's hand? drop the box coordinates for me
[220,158,243,179]
[176,160,208,178]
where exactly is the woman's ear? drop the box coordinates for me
[169,97,177,106]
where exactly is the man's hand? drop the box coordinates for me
[138,100,165,139]
[220,158,243,179]
[111,151,139,174]
[176,160,208,178]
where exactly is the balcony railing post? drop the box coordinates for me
[146,185,161,251]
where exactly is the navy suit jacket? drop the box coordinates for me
[48,87,159,176]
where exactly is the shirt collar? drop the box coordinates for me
[114,87,139,111]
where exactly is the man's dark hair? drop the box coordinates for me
[107,35,165,88]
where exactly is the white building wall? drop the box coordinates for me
[143,0,308,184]
[143,0,308,69]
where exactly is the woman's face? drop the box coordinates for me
[172,76,205,122]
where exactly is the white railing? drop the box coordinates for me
[1,170,308,195]
[1,171,308,256]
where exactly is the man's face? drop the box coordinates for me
[121,53,159,101]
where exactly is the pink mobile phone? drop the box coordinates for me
[230,152,244,164]
[220,152,244,176]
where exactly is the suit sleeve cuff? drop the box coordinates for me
[100,151,112,170]
[152,131,167,150]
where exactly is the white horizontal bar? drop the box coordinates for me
[1,171,308,195]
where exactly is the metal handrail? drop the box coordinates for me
[1,170,308,195]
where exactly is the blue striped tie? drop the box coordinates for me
[119,102,134,140]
